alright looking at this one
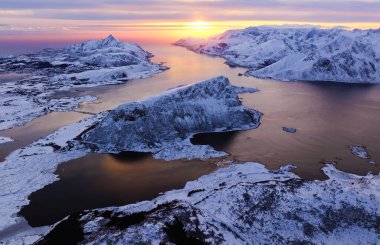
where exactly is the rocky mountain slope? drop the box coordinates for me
[176,26,380,83]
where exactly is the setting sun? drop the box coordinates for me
[186,21,213,31]
[183,21,221,38]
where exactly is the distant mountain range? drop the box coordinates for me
[176,26,380,83]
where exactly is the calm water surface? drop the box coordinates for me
[1,44,379,227]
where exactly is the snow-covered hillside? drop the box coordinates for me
[0,35,167,130]
[82,76,261,160]
[63,35,154,67]
[176,26,380,83]
[39,162,380,244]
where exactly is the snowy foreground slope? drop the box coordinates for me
[38,162,380,244]
[0,35,167,130]
[176,26,380,83]
[82,76,261,160]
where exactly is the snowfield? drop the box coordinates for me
[39,162,380,244]
[176,26,380,83]
[0,35,167,130]
[82,76,261,160]
[0,136,14,144]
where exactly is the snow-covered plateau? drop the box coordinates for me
[0,35,168,130]
[175,26,380,83]
[82,76,261,160]
[38,162,380,244]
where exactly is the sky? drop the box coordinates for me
[1,0,380,52]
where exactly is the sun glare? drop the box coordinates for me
[186,21,212,31]
[183,21,217,38]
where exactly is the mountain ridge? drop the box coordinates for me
[176,26,380,83]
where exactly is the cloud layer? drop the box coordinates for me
[1,0,379,43]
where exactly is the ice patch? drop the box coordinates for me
[349,145,370,159]
[0,137,14,144]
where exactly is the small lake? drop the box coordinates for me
[1,44,379,228]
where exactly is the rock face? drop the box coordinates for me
[39,163,380,244]
[282,127,297,133]
[0,35,167,130]
[82,76,261,160]
[176,26,380,83]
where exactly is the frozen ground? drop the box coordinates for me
[0,137,14,144]
[82,76,261,160]
[176,26,380,83]
[39,162,380,244]
[0,35,167,130]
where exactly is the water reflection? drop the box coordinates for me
[20,153,216,227]
[109,151,151,163]
[191,131,240,151]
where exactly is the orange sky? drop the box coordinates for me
[1,0,380,44]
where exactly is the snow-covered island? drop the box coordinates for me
[175,26,380,83]
[82,76,261,160]
[38,162,380,244]
[0,35,168,130]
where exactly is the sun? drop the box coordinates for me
[186,21,212,31]
[183,21,215,38]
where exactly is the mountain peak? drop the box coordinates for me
[105,34,117,41]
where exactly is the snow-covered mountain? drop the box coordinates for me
[0,35,167,130]
[82,76,261,160]
[39,162,380,244]
[64,34,153,67]
[176,26,380,83]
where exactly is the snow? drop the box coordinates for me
[39,162,380,244]
[0,114,105,233]
[349,145,370,159]
[82,76,261,160]
[176,26,380,83]
[0,94,96,131]
[0,137,14,144]
[0,35,167,130]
